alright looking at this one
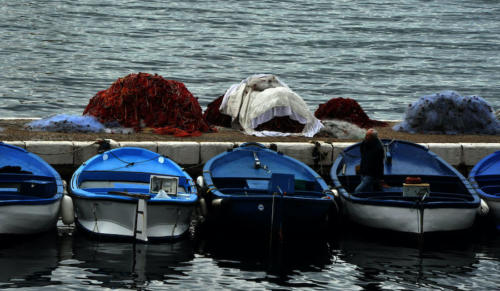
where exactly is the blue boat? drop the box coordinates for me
[469,150,500,230]
[70,147,198,242]
[331,139,480,234]
[199,142,337,234]
[0,142,63,234]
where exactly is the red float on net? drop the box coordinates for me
[83,73,214,137]
[314,97,387,128]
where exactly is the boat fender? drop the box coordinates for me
[196,176,205,188]
[60,194,75,225]
[477,199,489,216]
[199,197,208,217]
[331,189,339,198]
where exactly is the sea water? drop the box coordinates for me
[1,1,500,289]
[1,0,499,120]
[0,225,499,290]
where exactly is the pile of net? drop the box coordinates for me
[314,97,388,128]
[496,109,500,120]
[393,91,500,134]
[84,73,212,137]
[26,114,105,133]
[317,120,366,139]
[217,74,323,137]
[203,95,232,128]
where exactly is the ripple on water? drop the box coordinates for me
[0,0,499,119]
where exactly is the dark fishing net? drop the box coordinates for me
[314,97,388,128]
[393,91,500,134]
[203,95,232,128]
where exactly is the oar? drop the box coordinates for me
[108,191,151,200]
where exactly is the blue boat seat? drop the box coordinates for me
[474,175,500,194]
[0,174,57,198]
[481,185,500,195]
[268,173,295,195]
[246,179,269,190]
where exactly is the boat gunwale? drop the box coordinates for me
[0,194,63,206]
[70,190,198,205]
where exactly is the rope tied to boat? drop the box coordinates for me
[171,208,181,237]
[107,150,164,168]
[92,203,100,234]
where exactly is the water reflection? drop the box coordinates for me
[67,231,195,288]
[196,234,335,288]
[338,231,480,290]
[0,225,498,289]
[0,232,59,289]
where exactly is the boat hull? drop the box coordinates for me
[0,200,61,234]
[74,197,194,240]
[209,195,334,233]
[341,196,477,234]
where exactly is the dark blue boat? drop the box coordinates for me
[469,150,500,230]
[70,147,198,242]
[0,142,63,234]
[199,142,336,234]
[331,139,479,234]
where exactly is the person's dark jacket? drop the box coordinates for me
[359,138,384,179]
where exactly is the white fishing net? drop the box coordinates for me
[220,74,323,137]
[319,120,366,139]
[26,114,105,133]
[393,91,500,134]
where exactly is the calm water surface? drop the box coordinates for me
[0,225,499,290]
[1,0,499,119]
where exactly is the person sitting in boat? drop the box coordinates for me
[355,128,384,192]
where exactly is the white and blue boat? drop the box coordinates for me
[199,142,337,234]
[0,142,63,235]
[331,140,480,234]
[70,147,198,242]
[469,150,500,230]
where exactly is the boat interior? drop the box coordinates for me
[211,175,325,197]
[474,175,500,196]
[76,171,189,197]
[0,173,57,200]
[337,174,476,202]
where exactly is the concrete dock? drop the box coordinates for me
[4,140,500,180]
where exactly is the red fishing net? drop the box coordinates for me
[314,97,388,128]
[83,73,213,137]
[203,95,232,127]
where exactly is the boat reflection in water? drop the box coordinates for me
[68,231,195,288]
[196,234,335,288]
[0,232,59,288]
[0,225,498,289]
[338,231,480,290]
